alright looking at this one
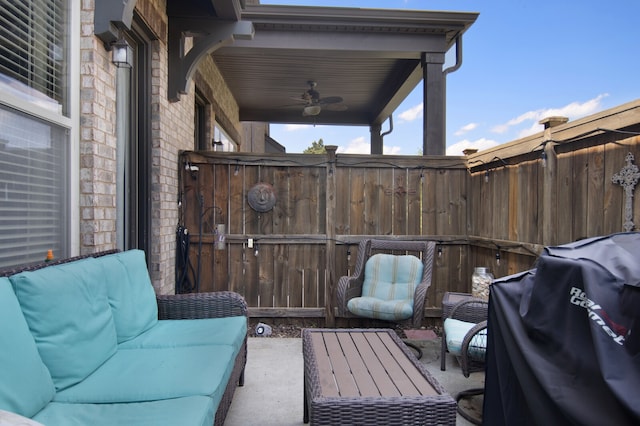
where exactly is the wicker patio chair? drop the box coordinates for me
[442,298,489,425]
[440,297,489,371]
[336,239,436,329]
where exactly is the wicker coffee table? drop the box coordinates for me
[302,328,456,425]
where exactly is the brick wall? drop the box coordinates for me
[149,36,196,295]
[79,0,118,253]
[194,55,243,147]
[80,0,243,294]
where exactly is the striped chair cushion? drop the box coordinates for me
[346,253,423,321]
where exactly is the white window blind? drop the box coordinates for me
[0,0,67,114]
[0,0,70,267]
[0,106,69,267]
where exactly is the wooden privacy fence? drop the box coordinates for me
[467,101,640,280]
[179,149,472,324]
[178,100,640,325]
[469,103,640,245]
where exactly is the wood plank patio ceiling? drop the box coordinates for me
[213,4,479,127]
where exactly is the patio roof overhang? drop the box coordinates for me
[95,0,478,154]
[216,5,478,127]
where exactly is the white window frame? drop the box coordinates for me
[214,122,237,152]
[0,0,80,260]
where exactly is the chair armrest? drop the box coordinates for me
[448,298,489,323]
[336,276,364,316]
[460,320,488,377]
[156,291,248,320]
[411,281,431,328]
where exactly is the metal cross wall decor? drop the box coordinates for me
[612,152,640,232]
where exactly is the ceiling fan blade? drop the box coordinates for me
[288,96,309,103]
[325,103,348,111]
[277,102,308,108]
[318,96,343,105]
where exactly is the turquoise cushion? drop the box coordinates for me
[119,316,247,355]
[0,278,55,417]
[33,396,215,426]
[346,253,422,320]
[99,250,158,343]
[10,258,118,391]
[362,254,423,300]
[443,318,487,360]
[347,296,413,321]
[54,346,234,409]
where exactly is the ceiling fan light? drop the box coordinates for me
[303,105,321,116]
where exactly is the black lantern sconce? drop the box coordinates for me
[111,38,132,68]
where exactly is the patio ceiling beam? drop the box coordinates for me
[241,5,478,35]
[371,61,424,127]
[226,30,447,58]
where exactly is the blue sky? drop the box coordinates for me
[260,0,640,155]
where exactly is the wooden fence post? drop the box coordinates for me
[325,145,337,326]
[541,119,560,246]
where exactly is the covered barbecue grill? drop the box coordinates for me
[484,232,640,425]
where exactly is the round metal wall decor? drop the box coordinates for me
[247,182,276,212]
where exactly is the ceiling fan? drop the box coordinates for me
[290,81,347,116]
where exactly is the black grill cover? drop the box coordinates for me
[483,232,640,426]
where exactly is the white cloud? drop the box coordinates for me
[542,93,609,119]
[337,136,369,154]
[383,145,403,155]
[491,94,608,135]
[517,121,545,139]
[337,136,402,155]
[446,138,500,156]
[492,110,539,134]
[455,122,478,136]
[398,103,423,122]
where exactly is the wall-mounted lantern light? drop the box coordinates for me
[111,38,132,68]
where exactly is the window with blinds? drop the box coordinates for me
[0,106,69,268]
[0,0,70,267]
[0,0,67,115]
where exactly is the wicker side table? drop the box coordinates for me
[302,328,456,426]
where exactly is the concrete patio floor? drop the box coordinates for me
[224,334,484,425]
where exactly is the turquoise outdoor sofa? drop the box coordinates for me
[0,249,248,426]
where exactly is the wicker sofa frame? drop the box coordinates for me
[0,250,247,426]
